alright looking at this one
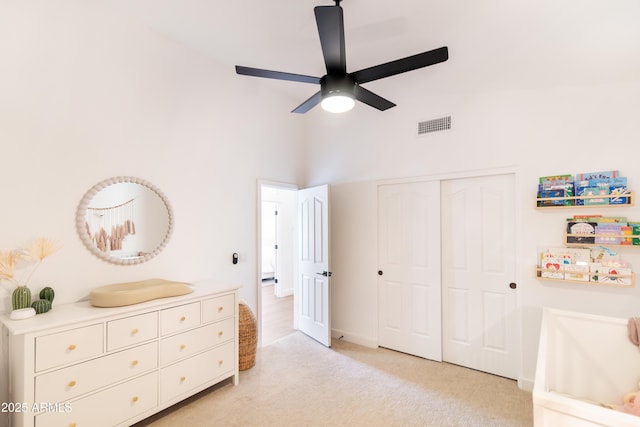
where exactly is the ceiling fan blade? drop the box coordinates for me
[314,6,346,74]
[354,86,396,111]
[351,46,448,84]
[292,91,323,114]
[235,66,321,84]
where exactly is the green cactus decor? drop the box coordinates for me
[12,286,31,310]
[39,286,55,303]
[31,299,52,314]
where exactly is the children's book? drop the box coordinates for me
[590,246,620,263]
[599,267,632,285]
[564,264,589,281]
[575,180,590,206]
[595,224,623,245]
[566,221,597,244]
[539,174,573,185]
[632,223,640,245]
[540,256,564,279]
[609,177,629,205]
[583,187,609,205]
[575,170,619,181]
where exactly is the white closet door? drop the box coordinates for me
[377,181,442,361]
[441,174,518,379]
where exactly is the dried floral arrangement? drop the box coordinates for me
[0,238,61,311]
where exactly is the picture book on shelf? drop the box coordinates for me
[575,170,620,181]
[594,224,624,245]
[583,187,610,205]
[609,177,629,204]
[537,174,574,206]
[538,169,631,206]
[538,247,590,280]
[537,245,631,285]
[566,221,597,244]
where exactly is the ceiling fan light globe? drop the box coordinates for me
[321,95,355,113]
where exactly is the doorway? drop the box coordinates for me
[259,184,296,346]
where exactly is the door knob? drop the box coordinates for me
[316,271,332,277]
[509,282,517,289]
[378,270,383,276]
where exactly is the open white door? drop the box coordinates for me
[297,184,331,347]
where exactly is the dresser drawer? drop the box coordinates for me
[107,312,158,352]
[160,324,215,366]
[210,317,235,347]
[160,317,234,365]
[202,293,235,323]
[35,324,103,372]
[160,341,235,403]
[35,342,158,403]
[160,302,200,336]
[35,371,158,427]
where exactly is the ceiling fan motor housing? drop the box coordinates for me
[320,74,356,98]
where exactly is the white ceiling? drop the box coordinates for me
[112,0,640,105]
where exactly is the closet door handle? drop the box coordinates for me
[316,271,332,277]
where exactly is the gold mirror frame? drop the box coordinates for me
[76,176,174,265]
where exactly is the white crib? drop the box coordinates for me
[534,308,640,426]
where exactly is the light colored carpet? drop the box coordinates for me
[136,332,533,426]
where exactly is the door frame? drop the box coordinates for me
[257,180,298,348]
[375,166,522,377]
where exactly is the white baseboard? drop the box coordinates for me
[330,328,534,394]
[275,288,293,297]
[518,377,534,392]
[331,329,377,348]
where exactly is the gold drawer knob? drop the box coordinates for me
[131,360,139,367]
[131,328,139,335]
[180,376,186,383]
[179,316,186,322]
[67,380,77,388]
[218,306,224,312]
[179,344,186,350]
[218,360,224,366]
[131,396,139,403]
[218,331,224,337]
[69,423,77,427]
[67,344,77,351]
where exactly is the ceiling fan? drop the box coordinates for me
[235,0,448,114]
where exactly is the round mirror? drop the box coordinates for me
[76,176,174,265]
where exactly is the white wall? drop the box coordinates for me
[0,2,304,313]
[303,82,640,388]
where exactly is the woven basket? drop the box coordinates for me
[239,302,257,370]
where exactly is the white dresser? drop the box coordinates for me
[0,282,239,427]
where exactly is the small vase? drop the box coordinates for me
[12,286,31,310]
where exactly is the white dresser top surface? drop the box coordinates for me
[0,280,240,335]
